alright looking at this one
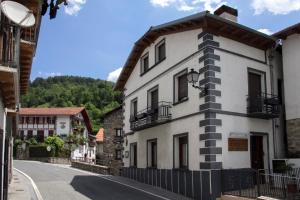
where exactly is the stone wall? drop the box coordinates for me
[101,107,123,175]
[71,161,109,175]
[287,118,300,157]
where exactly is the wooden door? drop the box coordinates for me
[250,135,264,170]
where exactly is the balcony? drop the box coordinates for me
[130,101,172,131]
[247,93,280,119]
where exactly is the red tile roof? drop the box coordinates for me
[19,107,85,116]
[96,128,104,143]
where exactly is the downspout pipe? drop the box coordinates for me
[268,40,282,160]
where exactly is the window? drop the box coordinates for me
[248,69,266,112]
[174,69,188,104]
[130,98,138,120]
[48,130,54,137]
[115,128,123,137]
[20,131,24,140]
[155,39,166,63]
[141,53,149,74]
[116,150,122,160]
[147,86,159,111]
[147,139,157,168]
[27,130,33,139]
[37,130,44,142]
[174,133,188,169]
[130,143,137,167]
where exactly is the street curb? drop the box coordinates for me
[14,168,44,200]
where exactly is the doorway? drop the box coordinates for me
[250,135,264,170]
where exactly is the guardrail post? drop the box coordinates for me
[257,170,261,197]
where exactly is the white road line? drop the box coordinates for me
[14,168,44,200]
[18,161,172,200]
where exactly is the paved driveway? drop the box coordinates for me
[13,160,171,200]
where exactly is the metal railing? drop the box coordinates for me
[222,168,300,199]
[247,93,280,119]
[130,101,172,131]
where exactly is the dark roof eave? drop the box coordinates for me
[273,22,300,39]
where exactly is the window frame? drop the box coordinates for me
[173,133,189,170]
[115,128,123,137]
[129,142,138,167]
[130,98,138,117]
[147,85,159,110]
[146,138,158,168]
[140,52,149,75]
[115,149,122,160]
[173,68,189,105]
[155,39,166,64]
[247,67,267,96]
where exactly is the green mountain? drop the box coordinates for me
[21,76,122,133]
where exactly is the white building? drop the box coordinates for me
[18,107,95,160]
[115,5,300,199]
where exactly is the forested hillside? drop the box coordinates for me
[21,76,122,133]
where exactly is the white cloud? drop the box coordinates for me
[65,0,87,16]
[107,67,122,82]
[149,0,227,12]
[258,28,274,35]
[38,71,62,78]
[150,0,177,7]
[251,0,300,15]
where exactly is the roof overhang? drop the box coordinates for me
[15,0,42,95]
[273,22,300,39]
[114,12,276,91]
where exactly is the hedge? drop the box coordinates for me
[29,144,51,158]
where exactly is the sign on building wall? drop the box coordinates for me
[228,138,248,151]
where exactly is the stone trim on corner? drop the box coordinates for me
[198,31,223,170]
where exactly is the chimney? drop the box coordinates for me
[214,5,238,23]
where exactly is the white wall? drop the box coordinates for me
[123,115,202,170]
[122,28,283,170]
[56,116,71,135]
[282,34,300,120]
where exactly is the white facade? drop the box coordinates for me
[282,34,300,120]
[121,18,286,171]
[18,112,95,160]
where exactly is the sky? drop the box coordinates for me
[32,0,300,82]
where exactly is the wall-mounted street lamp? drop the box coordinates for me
[186,68,205,91]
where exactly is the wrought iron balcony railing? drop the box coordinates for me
[130,101,172,131]
[247,93,280,119]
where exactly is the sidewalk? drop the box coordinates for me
[8,169,40,200]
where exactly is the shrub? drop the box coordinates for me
[45,135,64,157]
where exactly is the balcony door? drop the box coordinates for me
[248,72,262,112]
[148,86,159,120]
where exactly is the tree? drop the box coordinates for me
[21,76,122,133]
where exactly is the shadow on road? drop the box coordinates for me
[70,175,159,200]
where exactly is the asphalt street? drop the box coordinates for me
[13,160,170,200]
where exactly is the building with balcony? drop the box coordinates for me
[113,5,298,199]
[18,107,95,161]
[0,1,42,199]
